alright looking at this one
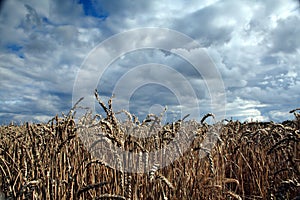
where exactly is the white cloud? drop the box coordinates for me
[226,97,269,121]
[0,0,299,123]
[269,110,294,122]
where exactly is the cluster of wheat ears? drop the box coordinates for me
[0,90,299,200]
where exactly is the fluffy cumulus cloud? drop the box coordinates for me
[0,0,299,124]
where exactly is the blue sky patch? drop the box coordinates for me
[6,44,25,58]
[78,0,108,19]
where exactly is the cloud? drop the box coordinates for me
[173,1,248,46]
[0,0,299,123]
[270,16,300,53]
[226,97,270,122]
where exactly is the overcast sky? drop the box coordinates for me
[0,0,299,124]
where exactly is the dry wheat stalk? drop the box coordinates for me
[0,93,299,199]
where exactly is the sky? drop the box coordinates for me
[0,0,299,124]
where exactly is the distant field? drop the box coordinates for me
[0,93,299,199]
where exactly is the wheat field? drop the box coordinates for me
[0,91,299,199]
